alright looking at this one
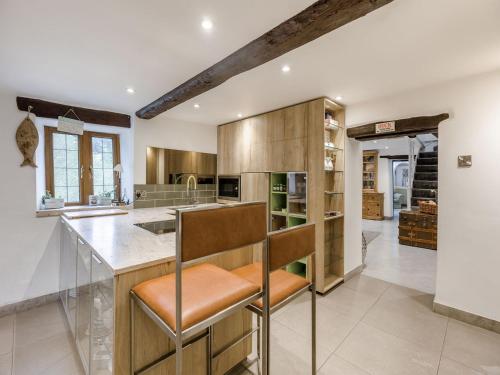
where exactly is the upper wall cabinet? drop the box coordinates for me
[218,103,308,175]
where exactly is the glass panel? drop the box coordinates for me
[53,150,67,168]
[92,136,115,200]
[76,240,92,373]
[67,150,79,168]
[67,169,79,187]
[103,153,113,169]
[103,169,114,186]
[102,138,113,153]
[93,169,104,186]
[54,168,67,187]
[92,138,103,153]
[68,187,80,203]
[54,186,67,201]
[288,173,307,216]
[91,254,114,374]
[53,133,66,149]
[93,153,103,169]
[51,132,80,203]
[67,135,78,151]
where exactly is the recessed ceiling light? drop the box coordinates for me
[281,65,291,73]
[373,140,377,144]
[194,103,200,109]
[201,18,213,30]
[126,87,135,94]
[335,96,343,101]
[385,146,389,149]
[237,113,243,118]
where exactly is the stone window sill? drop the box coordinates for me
[36,205,115,218]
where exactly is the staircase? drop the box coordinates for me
[411,149,438,207]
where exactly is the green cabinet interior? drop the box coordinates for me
[270,172,307,277]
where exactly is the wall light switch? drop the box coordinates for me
[458,155,472,168]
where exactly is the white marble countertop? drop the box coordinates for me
[62,205,218,275]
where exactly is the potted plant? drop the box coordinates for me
[97,190,114,206]
[42,190,65,209]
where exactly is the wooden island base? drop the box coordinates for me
[115,247,254,375]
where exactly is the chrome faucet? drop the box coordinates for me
[186,175,198,204]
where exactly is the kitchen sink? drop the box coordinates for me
[134,219,176,235]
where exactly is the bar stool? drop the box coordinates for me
[129,202,269,375]
[231,223,316,374]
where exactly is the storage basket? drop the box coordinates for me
[418,200,437,215]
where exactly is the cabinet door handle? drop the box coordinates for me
[92,253,102,264]
[78,238,85,245]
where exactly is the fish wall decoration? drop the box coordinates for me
[16,106,38,167]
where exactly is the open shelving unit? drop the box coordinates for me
[270,172,307,277]
[319,99,345,293]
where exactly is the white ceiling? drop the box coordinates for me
[1,0,500,126]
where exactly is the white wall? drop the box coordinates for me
[134,116,217,184]
[344,138,363,274]
[377,157,393,217]
[346,69,500,322]
[0,87,133,307]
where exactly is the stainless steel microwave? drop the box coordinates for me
[217,175,240,201]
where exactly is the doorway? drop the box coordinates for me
[360,134,438,293]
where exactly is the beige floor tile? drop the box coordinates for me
[14,302,68,348]
[38,351,85,375]
[343,274,391,297]
[438,357,483,375]
[243,320,332,374]
[318,354,370,375]
[377,284,436,314]
[275,296,359,352]
[336,322,441,375]
[318,284,379,320]
[362,293,448,351]
[0,353,12,375]
[13,330,74,375]
[271,291,311,320]
[442,319,500,373]
[0,315,14,356]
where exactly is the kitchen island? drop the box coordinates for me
[59,206,254,375]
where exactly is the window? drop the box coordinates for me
[45,127,120,205]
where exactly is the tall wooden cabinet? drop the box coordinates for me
[362,150,384,220]
[217,98,345,294]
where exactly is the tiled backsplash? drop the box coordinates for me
[134,184,216,209]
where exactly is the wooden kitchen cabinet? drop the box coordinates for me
[363,192,384,220]
[217,97,345,294]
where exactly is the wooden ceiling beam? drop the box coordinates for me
[346,114,449,140]
[17,97,131,128]
[136,0,394,119]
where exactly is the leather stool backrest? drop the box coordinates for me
[268,223,315,271]
[178,202,267,263]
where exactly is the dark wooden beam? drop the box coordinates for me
[136,0,394,119]
[380,154,409,160]
[347,114,449,140]
[17,97,131,128]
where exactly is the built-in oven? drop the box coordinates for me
[217,175,240,201]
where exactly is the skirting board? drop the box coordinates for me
[344,264,364,282]
[433,301,500,334]
[0,292,59,318]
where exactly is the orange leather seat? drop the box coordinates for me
[232,262,310,309]
[132,263,260,332]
